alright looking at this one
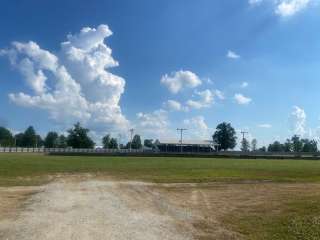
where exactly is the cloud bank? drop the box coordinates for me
[1,24,129,134]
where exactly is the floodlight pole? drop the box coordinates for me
[177,128,187,153]
[129,129,134,152]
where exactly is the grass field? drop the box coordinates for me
[2,153,320,186]
[1,153,320,239]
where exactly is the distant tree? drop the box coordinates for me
[67,122,95,148]
[291,135,303,152]
[212,122,237,151]
[36,135,44,147]
[57,135,68,148]
[241,138,250,152]
[144,139,154,148]
[44,132,59,148]
[283,139,293,152]
[268,141,283,152]
[22,126,37,147]
[0,127,14,147]
[14,133,24,147]
[258,146,267,152]
[109,138,118,149]
[251,139,257,152]
[131,134,142,149]
[102,134,111,149]
[301,139,318,152]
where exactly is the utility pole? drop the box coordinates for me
[129,129,134,151]
[176,128,187,153]
[240,131,248,141]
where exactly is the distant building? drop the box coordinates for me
[156,140,217,153]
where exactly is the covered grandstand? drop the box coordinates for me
[156,140,217,153]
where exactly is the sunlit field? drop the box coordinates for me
[1,153,320,186]
[1,153,320,239]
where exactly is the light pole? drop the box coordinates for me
[177,128,187,153]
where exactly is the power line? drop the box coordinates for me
[177,128,187,153]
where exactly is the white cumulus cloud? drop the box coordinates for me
[163,100,185,112]
[275,0,311,17]
[136,109,173,139]
[234,93,252,105]
[160,70,202,94]
[249,0,313,17]
[186,89,224,110]
[1,24,129,134]
[227,50,240,59]
[290,106,306,136]
[183,116,211,139]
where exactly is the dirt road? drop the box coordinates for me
[0,179,195,240]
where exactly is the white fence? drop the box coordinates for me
[0,147,144,154]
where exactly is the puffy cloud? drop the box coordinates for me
[275,0,311,17]
[163,100,185,112]
[1,24,129,134]
[136,109,173,138]
[186,89,214,109]
[226,50,240,59]
[258,123,272,128]
[183,116,211,139]
[186,89,224,110]
[234,93,252,105]
[249,0,312,17]
[160,70,202,94]
[290,106,306,136]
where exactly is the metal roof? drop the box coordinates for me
[157,140,217,146]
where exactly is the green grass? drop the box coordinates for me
[2,153,320,239]
[1,153,320,186]
[224,196,320,240]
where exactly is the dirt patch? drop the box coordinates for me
[0,179,195,240]
[1,177,320,240]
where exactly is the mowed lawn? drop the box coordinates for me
[1,153,320,186]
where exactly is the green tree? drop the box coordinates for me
[267,141,283,152]
[291,135,303,152]
[36,135,44,147]
[302,139,318,152]
[212,122,237,151]
[44,132,59,148]
[14,133,24,147]
[67,122,95,148]
[102,134,111,149]
[283,139,293,152]
[251,139,257,152]
[57,135,68,148]
[144,139,154,148]
[22,126,37,147]
[241,138,250,152]
[109,138,118,149]
[131,134,142,149]
[0,127,14,147]
[258,146,266,152]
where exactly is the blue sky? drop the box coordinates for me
[0,0,319,146]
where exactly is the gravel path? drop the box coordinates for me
[1,179,194,240]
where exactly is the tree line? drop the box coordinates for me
[0,123,148,149]
[0,122,318,152]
